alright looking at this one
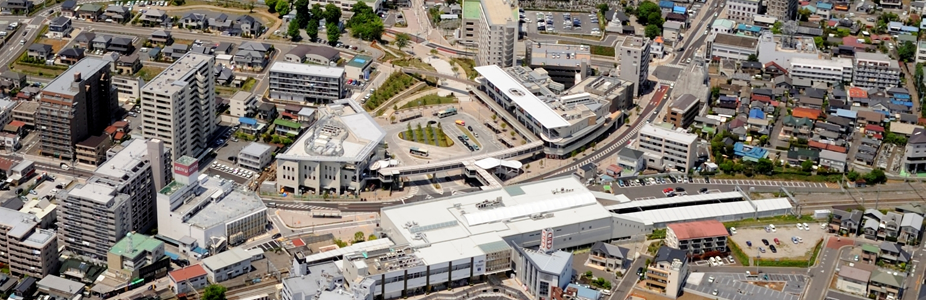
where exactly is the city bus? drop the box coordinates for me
[409,147,429,157]
[436,107,457,118]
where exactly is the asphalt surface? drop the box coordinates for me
[805,239,852,300]
[610,255,650,300]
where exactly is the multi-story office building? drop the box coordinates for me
[706,33,759,61]
[238,142,272,171]
[853,52,900,89]
[903,128,926,174]
[765,0,797,21]
[474,66,616,158]
[637,123,698,172]
[157,156,267,251]
[665,220,729,254]
[668,94,700,129]
[790,57,854,84]
[645,246,690,298]
[140,53,215,158]
[268,62,345,104]
[462,0,518,67]
[36,58,116,160]
[276,100,385,196]
[59,138,169,261]
[618,36,650,96]
[524,41,592,89]
[0,207,58,278]
[12,101,38,129]
[726,0,761,23]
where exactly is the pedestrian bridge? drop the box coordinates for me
[398,67,479,86]
[376,140,543,185]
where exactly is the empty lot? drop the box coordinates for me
[729,223,827,259]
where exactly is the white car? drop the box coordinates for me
[797,223,804,230]
[802,223,810,230]
[769,224,776,232]
[729,227,737,234]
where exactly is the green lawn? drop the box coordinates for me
[558,40,615,57]
[136,66,165,81]
[391,57,436,71]
[399,123,454,147]
[400,94,456,109]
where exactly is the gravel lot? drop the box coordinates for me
[730,223,827,259]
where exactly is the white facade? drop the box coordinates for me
[228,91,257,118]
[726,0,760,23]
[268,62,346,104]
[275,100,385,196]
[238,142,272,171]
[202,247,262,282]
[637,124,698,172]
[854,52,900,89]
[619,36,651,96]
[707,33,759,61]
[140,53,215,158]
[470,0,518,67]
[789,57,854,84]
[112,76,144,103]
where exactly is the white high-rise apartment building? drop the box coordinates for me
[140,53,215,158]
[463,0,518,67]
[619,36,651,96]
[726,0,760,23]
[637,124,698,172]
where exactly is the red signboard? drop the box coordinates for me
[173,161,198,177]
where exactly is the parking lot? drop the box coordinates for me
[729,224,827,260]
[687,272,805,300]
[525,11,600,36]
[252,240,281,252]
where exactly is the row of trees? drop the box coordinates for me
[282,0,343,43]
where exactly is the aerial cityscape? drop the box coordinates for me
[0,0,919,298]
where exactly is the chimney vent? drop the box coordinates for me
[74,72,81,82]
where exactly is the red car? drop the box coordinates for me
[773,238,780,245]
[663,188,674,194]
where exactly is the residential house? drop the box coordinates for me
[76,3,102,21]
[819,149,847,172]
[644,246,689,298]
[165,43,189,61]
[857,110,885,126]
[836,266,871,296]
[878,241,910,264]
[782,116,813,139]
[26,44,52,61]
[616,147,645,177]
[106,37,133,54]
[91,35,111,51]
[115,54,140,74]
[899,212,923,244]
[257,102,277,120]
[48,16,72,38]
[797,96,824,109]
[149,30,170,45]
[234,15,262,37]
[0,0,31,15]
[60,0,76,17]
[214,64,234,85]
[207,13,232,32]
[586,242,627,272]
[235,42,272,70]
[57,48,85,65]
[73,32,95,49]
[180,13,207,29]
[0,71,25,91]
[103,5,130,23]
[868,269,905,300]
[140,9,167,26]
[830,209,863,233]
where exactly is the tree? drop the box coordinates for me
[326,24,340,45]
[756,158,773,174]
[798,8,811,21]
[306,19,319,41]
[847,170,860,181]
[310,3,324,20]
[395,33,410,50]
[347,2,384,41]
[354,231,365,242]
[801,160,814,172]
[264,0,278,12]
[771,21,782,34]
[275,0,290,17]
[247,0,255,12]
[203,285,227,300]
[758,135,768,145]
[287,20,301,40]
[294,0,310,27]
[747,54,759,62]
[864,169,887,184]
[644,24,660,39]
[368,234,378,241]
[597,3,609,16]
[324,3,341,25]
[635,1,661,26]
[334,238,348,247]
[898,41,917,62]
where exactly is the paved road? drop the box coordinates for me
[672,2,724,65]
[610,255,650,300]
[805,238,852,300]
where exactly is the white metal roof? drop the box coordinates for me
[474,157,522,169]
[639,123,698,144]
[604,191,744,211]
[464,191,597,226]
[475,65,571,129]
[621,198,792,226]
[300,238,394,264]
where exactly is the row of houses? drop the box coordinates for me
[178,12,263,37]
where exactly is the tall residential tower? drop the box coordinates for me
[462,0,518,68]
[140,53,215,158]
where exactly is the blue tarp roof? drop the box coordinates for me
[903,26,920,32]
[876,110,891,116]
[836,109,857,119]
[673,6,686,13]
[734,142,769,161]
[192,246,208,255]
[816,2,833,9]
[891,100,914,107]
[567,284,601,300]
[165,251,180,260]
[737,24,762,32]
[894,93,911,100]
[749,107,766,119]
[239,117,257,125]
[659,0,674,8]
[599,174,615,182]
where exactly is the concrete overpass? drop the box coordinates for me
[398,67,479,86]
[376,140,543,183]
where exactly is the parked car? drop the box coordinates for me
[802,223,810,230]
[729,227,736,235]
[769,245,777,253]
[758,247,766,253]
[746,241,752,247]
[773,238,780,245]
[761,239,770,246]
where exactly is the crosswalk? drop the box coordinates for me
[274,203,331,210]
[689,178,828,188]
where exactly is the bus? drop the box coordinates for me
[436,107,457,118]
[409,147,429,157]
